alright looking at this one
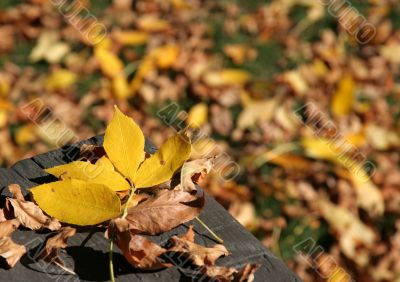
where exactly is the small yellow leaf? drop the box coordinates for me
[137,16,170,32]
[46,69,77,91]
[153,44,179,69]
[30,179,121,226]
[104,106,145,182]
[135,133,191,188]
[45,161,130,191]
[331,75,356,117]
[94,47,124,78]
[187,103,208,128]
[130,55,154,94]
[203,69,250,87]
[114,30,149,46]
[112,75,131,99]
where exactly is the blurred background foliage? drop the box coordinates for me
[1,0,400,281]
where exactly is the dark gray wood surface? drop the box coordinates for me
[0,135,301,282]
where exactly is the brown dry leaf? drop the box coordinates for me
[169,225,229,266]
[179,158,214,192]
[0,237,26,268]
[318,198,376,267]
[0,209,6,223]
[110,221,170,270]
[39,227,76,273]
[202,263,260,282]
[125,190,204,235]
[7,184,61,231]
[0,219,20,238]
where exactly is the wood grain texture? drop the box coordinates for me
[0,136,300,282]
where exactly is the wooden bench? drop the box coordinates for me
[0,135,300,281]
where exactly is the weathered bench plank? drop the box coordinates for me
[0,137,300,282]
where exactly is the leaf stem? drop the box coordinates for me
[109,239,115,282]
[195,216,224,244]
[122,182,136,219]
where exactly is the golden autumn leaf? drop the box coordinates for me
[114,30,149,46]
[104,106,145,182]
[134,132,191,188]
[29,31,70,64]
[95,156,115,171]
[112,75,131,99]
[331,75,356,117]
[94,47,124,78]
[45,161,130,192]
[187,103,208,128]
[203,69,251,87]
[137,16,170,32]
[45,69,77,91]
[30,179,121,226]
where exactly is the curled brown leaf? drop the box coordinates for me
[0,209,6,223]
[6,184,61,231]
[0,219,20,238]
[179,158,214,192]
[109,219,171,270]
[125,189,204,235]
[202,263,260,282]
[39,227,76,274]
[168,225,229,266]
[0,237,26,268]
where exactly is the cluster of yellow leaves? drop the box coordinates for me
[30,106,192,225]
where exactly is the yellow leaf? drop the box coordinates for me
[30,179,121,226]
[15,125,36,147]
[135,133,191,188]
[112,75,131,99]
[45,69,77,91]
[0,77,10,97]
[187,103,208,128]
[331,75,356,117]
[94,47,124,78]
[138,16,170,32]
[104,106,145,182]
[130,55,154,94]
[153,44,179,69]
[114,30,149,46]
[45,161,130,192]
[96,156,115,171]
[203,69,250,87]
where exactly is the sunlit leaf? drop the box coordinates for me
[30,179,121,226]
[104,106,145,182]
[45,161,130,191]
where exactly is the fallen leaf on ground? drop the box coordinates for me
[202,263,260,282]
[125,190,204,235]
[0,237,26,268]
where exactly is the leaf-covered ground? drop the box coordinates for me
[0,1,400,281]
